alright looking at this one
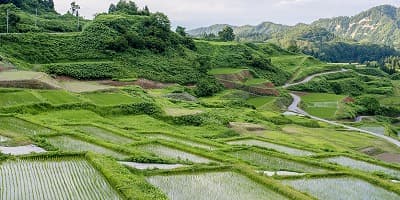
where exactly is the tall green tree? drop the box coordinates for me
[218,26,235,41]
[109,0,138,15]
[176,26,186,37]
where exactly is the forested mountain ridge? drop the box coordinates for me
[189,5,400,48]
[312,5,400,48]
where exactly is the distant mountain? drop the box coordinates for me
[189,5,400,48]
[312,5,400,48]
[188,22,290,41]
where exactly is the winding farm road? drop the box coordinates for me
[283,69,348,88]
[285,70,400,147]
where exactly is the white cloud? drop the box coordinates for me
[53,0,400,28]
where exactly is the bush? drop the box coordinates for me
[195,77,223,97]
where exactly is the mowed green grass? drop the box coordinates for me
[302,93,345,119]
[36,90,81,105]
[247,96,276,108]
[82,92,142,106]
[0,91,42,107]
[208,68,247,75]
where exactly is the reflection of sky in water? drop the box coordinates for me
[360,126,385,135]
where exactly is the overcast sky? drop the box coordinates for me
[54,0,400,29]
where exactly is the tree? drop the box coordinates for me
[108,4,116,13]
[176,26,186,37]
[150,12,170,31]
[70,1,80,16]
[195,78,223,97]
[109,0,138,15]
[142,5,150,15]
[218,26,235,41]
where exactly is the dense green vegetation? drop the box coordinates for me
[1,1,400,199]
[189,5,400,63]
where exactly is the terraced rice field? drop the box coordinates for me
[325,156,400,179]
[301,93,345,119]
[144,134,215,150]
[359,126,386,135]
[0,91,42,107]
[283,177,399,200]
[147,171,288,200]
[137,144,212,163]
[0,145,46,155]
[227,139,313,156]
[229,150,324,172]
[246,96,276,109]
[0,117,52,135]
[37,90,81,105]
[74,125,134,144]
[60,81,114,93]
[82,92,142,106]
[0,158,121,200]
[119,162,185,170]
[47,136,129,159]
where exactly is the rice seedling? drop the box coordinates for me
[283,177,399,200]
[147,171,288,200]
[0,158,122,200]
[228,139,313,156]
[137,144,212,163]
[144,134,215,150]
[119,162,185,170]
[82,92,142,106]
[74,125,134,144]
[325,156,400,179]
[359,126,386,135]
[229,150,324,172]
[47,136,129,160]
[0,117,52,136]
[37,90,81,105]
[0,91,42,107]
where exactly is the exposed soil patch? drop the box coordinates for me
[99,78,176,89]
[229,122,266,134]
[374,153,400,163]
[359,147,383,156]
[164,108,203,117]
[0,71,62,89]
[214,70,253,82]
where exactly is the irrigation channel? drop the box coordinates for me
[283,70,400,148]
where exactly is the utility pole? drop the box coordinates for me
[6,9,9,34]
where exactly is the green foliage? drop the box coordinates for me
[218,26,235,41]
[1,0,55,13]
[381,56,400,75]
[44,62,123,80]
[195,77,224,97]
[176,26,186,37]
[307,42,398,63]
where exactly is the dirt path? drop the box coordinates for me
[285,70,400,148]
[283,69,348,88]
